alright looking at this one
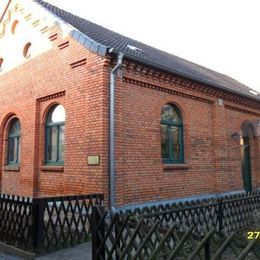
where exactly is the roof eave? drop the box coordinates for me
[110,49,260,103]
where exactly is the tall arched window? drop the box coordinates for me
[8,119,21,165]
[160,104,184,163]
[45,105,65,165]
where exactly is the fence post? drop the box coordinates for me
[92,205,105,260]
[32,198,45,252]
[204,239,210,260]
[115,213,120,260]
[217,199,223,233]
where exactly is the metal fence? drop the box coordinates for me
[0,193,104,253]
[92,191,260,259]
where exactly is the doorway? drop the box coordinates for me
[240,135,252,192]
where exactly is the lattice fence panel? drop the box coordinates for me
[0,194,33,251]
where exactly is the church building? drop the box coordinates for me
[0,0,259,209]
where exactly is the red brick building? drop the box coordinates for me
[0,0,259,210]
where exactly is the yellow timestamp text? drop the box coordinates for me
[247,231,260,240]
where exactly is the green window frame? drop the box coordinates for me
[160,104,184,164]
[7,119,21,165]
[45,105,65,165]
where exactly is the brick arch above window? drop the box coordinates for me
[40,101,65,125]
[155,97,190,123]
[0,109,24,135]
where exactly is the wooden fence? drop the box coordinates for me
[122,191,260,235]
[0,193,104,252]
[92,191,260,259]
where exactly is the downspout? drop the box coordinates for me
[109,52,124,215]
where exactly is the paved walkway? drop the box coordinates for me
[0,251,20,260]
[0,242,91,260]
[36,242,91,260]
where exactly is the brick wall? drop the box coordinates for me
[0,1,259,207]
[0,22,108,198]
[113,65,260,206]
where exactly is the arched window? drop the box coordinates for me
[23,42,32,58]
[160,104,184,163]
[11,20,19,34]
[8,119,21,165]
[0,58,3,71]
[45,105,65,165]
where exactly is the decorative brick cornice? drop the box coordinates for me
[122,60,260,111]
[123,77,214,104]
[225,104,260,117]
[70,58,87,69]
[58,41,69,50]
[37,91,65,102]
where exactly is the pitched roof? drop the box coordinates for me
[35,0,260,101]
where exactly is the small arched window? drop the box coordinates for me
[23,42,32,58]
[45,105,65,165]
[160,104,184,163]
[11,20,19,34]
[8,119,21,165]
[0,58,3,72]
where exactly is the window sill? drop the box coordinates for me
[163,164,190,171]
[40,165,64,172]
[3,165,20,171]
